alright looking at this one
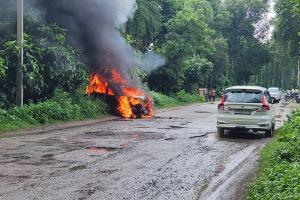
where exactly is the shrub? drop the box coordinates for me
[175,90,201,103]
[150,90,203,108]
[0,90,109,132]
[150,91,178,108]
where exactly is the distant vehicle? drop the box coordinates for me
[268,87,281,103]
[217,86,276,137]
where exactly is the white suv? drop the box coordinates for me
[217,86,275,137]
[268,87,281,103]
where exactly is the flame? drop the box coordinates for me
[86,68,153,119]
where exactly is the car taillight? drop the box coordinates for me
[261,95,270,112]
[218,95,225,110]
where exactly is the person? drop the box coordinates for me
[204,89,209,102]
[210,89,216,102]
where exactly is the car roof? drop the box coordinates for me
[225,86,267,92]
[268,87,280,90]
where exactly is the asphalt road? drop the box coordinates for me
[0,103,290,200]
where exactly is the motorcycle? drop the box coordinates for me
[295,94,300,104]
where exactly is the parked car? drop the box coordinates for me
[217,86,276,137]
[268,87,281,103]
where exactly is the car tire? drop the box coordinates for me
[265,124,275,137]
[217,127,225,137]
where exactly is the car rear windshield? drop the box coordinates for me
[268,88,279,93]
[225,90,262,103]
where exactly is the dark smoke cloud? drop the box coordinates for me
[34,0,138,83]
[2,0,164,94]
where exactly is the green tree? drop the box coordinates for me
[126,0,162,52]
[223,0,270,84]
[149,0,215,93]
[0,17,87,107]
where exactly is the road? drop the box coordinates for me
[0,103,290,200]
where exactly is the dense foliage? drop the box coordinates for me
[0,90,108,133]
[258,0,300,89]
[129,0,270,93]
[247,109,300,200]
[0,15,87,108]
[151,90,204,108]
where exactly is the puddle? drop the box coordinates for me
[86,146,122,153]
[164,137,175,141]
[85,131,116,137]
[180,122,192,126]
[189,135,206,139]
[154,116,184,120]
[98,169,118,174]
[194,111,211,114]
[189,131,215,139]
[12,155,30,160]
[42,154,54,158]
[158,126,186,130]
[70,165,87,171]
[169,125,186,129]
[82,132,163,141]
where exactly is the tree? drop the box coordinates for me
[126,0,162,52]
[0,17,87,107]
[222,0,270,84]
[149,0,215,93]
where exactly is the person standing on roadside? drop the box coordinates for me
[210,88,216,102]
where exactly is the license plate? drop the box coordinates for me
[234,109,251,115]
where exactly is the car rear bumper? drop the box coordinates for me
[217,121,272,130]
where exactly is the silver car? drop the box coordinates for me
[268,87,281,103]
[217,86,275,137]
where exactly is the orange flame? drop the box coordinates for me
[86,68,153,119]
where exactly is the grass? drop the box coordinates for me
[246,110,300,200]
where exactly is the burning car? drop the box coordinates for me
[86,69,153,119]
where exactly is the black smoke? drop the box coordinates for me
[34,0,138,87]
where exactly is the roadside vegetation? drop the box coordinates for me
[0,90,108,133]
[247,109,300,200]
[151,91,204,108]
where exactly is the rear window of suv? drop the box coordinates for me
[225,90,262,103]
[268,88,279,93]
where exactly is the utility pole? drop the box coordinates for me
[16,0,24,106]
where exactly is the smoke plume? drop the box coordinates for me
[139,51,165,73]
[33,0,139,87]
[2,0,164,94]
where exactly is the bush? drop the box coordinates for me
[175,90,202,103]
[150,90,203,108]
[71,89,108,119]
[247,109,300,200]
[0,90,109,132]
[150,91,178,108]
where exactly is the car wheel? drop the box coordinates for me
[265,124,275,137]
[217,127,225,137]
